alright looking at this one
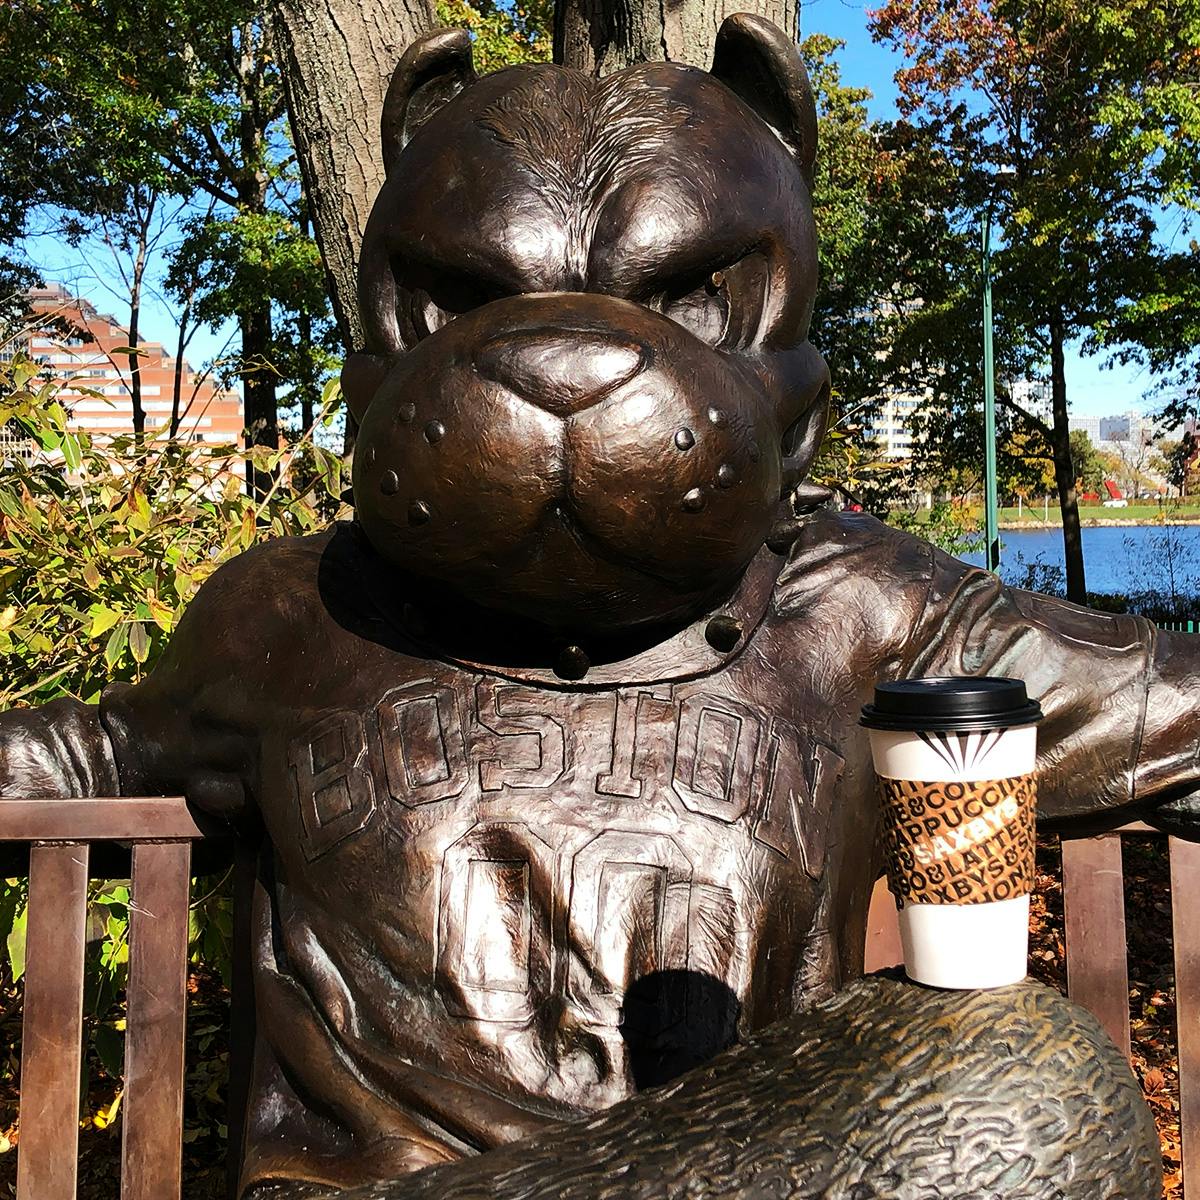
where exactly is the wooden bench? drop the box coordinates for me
[0,798,254,1200]
[5,798,1196,1197]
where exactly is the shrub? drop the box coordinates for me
[0,346,347,1133]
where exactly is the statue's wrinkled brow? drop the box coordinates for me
[586,182,768,298]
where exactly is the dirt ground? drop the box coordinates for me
[0,835,1183,1199]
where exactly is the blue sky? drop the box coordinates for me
[25,3,1168,421]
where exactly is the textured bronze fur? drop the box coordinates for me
[249,976,1159,1200]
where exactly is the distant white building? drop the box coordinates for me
[869,378,1047,460]
[1068,413,1102,442]
[1101,410,1155,448]
[1065,407,1166,495]
[1068,408,1155,450]
[869,392,925,459]
[1010,378,1052,426]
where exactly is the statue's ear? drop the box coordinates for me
[710,14,816,184]
[381,28,477,176]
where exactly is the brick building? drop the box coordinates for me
[16,284,243,444]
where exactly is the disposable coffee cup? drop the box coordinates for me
[861,677,1042,989]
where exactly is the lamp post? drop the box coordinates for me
[980,174,1012,573]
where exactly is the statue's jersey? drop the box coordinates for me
[96,511,1198,1194]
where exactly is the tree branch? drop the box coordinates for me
[160,148,241,208]
[997,393,1050,439]
[199,121,243,191]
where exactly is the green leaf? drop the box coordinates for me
[7,905,27,982]
[93,1024,125,1082]
[147,596,174,633]
[104,622,129,668]
[240,510,256,549]
[96,884,129,907]
[128,620,150,664]
[89,606,121,637]
[61,433,82,472]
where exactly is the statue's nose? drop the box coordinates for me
[473,327,647,417]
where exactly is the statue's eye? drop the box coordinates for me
[657,252,769,350]
[662,273,730,346]
[393,262,507,346]
[414,290,455,337]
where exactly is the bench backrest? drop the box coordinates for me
[1,798,253,1200]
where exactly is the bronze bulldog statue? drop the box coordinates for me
[0,14,1183,1198]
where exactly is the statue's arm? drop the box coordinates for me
[95,541,302,822]
[0,536,304,814]
[0,697,121,799]
[906,546,1200,828]
[0,581,239,807]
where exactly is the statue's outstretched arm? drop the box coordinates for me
[0,697,121,799]
[903,538,1200,829]
[0,535,301,817]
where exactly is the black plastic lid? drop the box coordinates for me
[860,676,1043,733]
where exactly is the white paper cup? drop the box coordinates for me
[862,678,1042,990]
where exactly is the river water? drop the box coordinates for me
[960,525,1200,596]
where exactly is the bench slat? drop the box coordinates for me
[0,798,209,842]
[1062,834,1132,1059]
[225,842,258,1200]
[16,843,90,1200]
[1171,836,1200,1199]
[121,841,193,1200]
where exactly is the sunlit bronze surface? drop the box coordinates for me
[0,14,1189,1197]
[301,975,1161,1200]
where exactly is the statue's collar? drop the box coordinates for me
[353,531,786,691]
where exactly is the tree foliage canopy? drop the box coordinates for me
[867,0,1200,596]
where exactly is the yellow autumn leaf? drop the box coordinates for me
[91,1089,123,1130]
[89,607,122,638]
[147,596,174,633]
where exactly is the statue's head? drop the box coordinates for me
[343,15,829,639]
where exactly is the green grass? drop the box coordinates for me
[934,502,1200,526]
[1002,503,1200,524]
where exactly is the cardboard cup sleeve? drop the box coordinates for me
[878,773,1037,906]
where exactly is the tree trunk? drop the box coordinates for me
[299,208,316,436]
[554,0,798,75]
[170,292,192,439]
[270,0,435,351]
[242,304,278,497]
[126,284,145,437]
[1048,311,1087,604]
[126,209,149,437]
